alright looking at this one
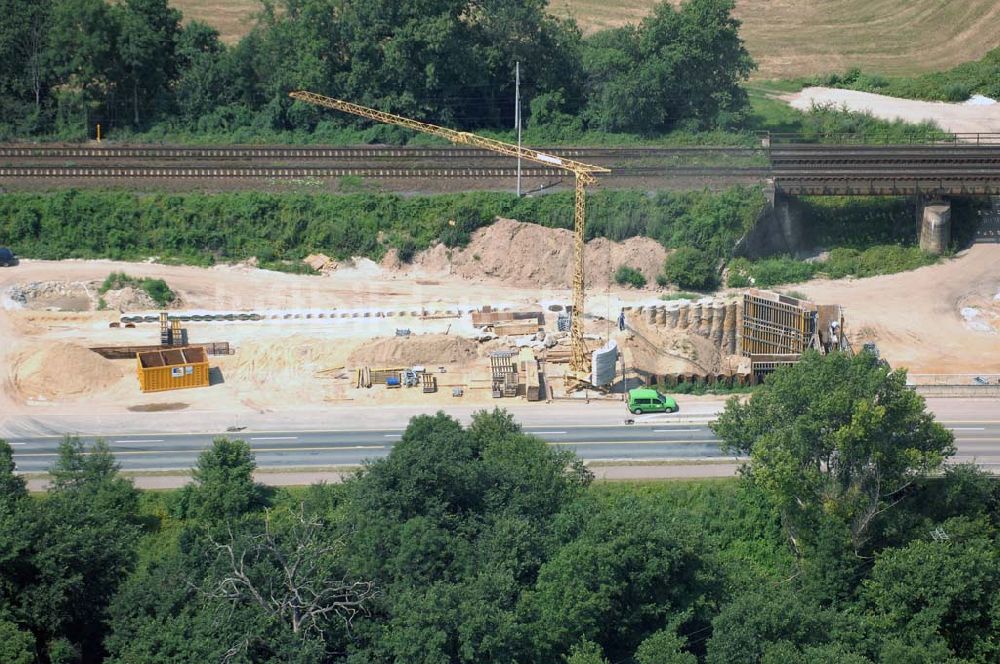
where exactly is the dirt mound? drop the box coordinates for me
[412,218,666,289]
[348,334,481,367]
[12,342,123,400]
[224,337,354,386]
[101,286,157,311]
[8,281,97,312]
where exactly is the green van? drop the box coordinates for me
[627,388,678,415]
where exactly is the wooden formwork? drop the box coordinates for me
[741,289,817,356]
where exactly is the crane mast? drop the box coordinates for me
[289,90,610,386]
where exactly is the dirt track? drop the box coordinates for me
[784,87,1000,135]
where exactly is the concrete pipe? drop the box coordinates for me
[677,304,690,329]
[655,306,667,326]
[666,305,680,328]
[710,303,725,343]
[647,306,657,324]
[697,303,712,337]
[691,304,702,333]
[724,302,738,354]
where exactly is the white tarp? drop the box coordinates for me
[590,339,619,387]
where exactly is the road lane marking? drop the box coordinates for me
[949,427,985,431]
[115,439,164,443]
[547,439,718,446]
[18,445,388,457]
[250,436,298,441]
[384,434,402,438]
[9,442,26,446]
[653,429,700,432]
[532,431,568,435]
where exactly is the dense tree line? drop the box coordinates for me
[0,187,765,268]
[1,352,997,662]
[0,0,754,140]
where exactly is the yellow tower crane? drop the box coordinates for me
[289,90,611,386]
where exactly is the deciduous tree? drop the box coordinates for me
[712,351,954,553]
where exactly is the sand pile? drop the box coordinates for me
[223,336,355,386]
[348,334,481,367]
[12,342,123,400]
[413,218,667,288]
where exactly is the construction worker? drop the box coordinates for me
[618,309,626,331]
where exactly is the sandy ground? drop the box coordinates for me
[3,225,999,437]
[797,243,1000,375]
[0,245,673,437]
[783,87,1000,135]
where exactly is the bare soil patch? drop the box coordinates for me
[347,335,481,368]
[783,87,1000,135]
[412,218,666,289]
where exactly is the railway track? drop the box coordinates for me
[0,165,770,179]
[2,143,998,195]
[0,144,760,160]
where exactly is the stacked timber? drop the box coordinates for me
[494,318,540,336]
[518,348,542,401]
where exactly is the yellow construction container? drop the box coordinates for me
[136,346,210,393]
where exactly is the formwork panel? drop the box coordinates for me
[741,290,817,357]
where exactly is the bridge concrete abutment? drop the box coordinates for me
[735,181,807,258]
[916,197,951,254]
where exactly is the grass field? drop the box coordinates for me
[170,0,1000,79]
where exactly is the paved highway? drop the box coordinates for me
[9,419,1000,474]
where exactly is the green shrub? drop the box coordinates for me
[727,245,936,288]
[662,247,717,291]
[822,245,937,278]
[0,188,766,268]
[726,256,816,288]
[99,272,175,307]
[810,47,1000,103]
[660,292,702,301]
[614,265,647,288]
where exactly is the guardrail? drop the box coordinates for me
[907,374,1000,386]
[762,132,1000,146]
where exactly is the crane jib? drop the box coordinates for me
[289,89,606,388]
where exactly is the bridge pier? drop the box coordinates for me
[916,197,951,254]
[735,182,806,258]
